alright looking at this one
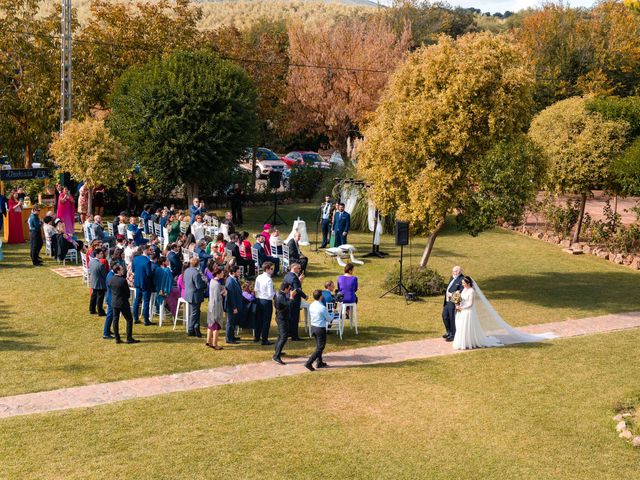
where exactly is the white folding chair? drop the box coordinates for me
[81,254,89,286]
[107,222,114,237]
[45,238,52,257]
[150,293,167,327]
[63,248,78,265]
[179,222,188,235]
[340,303,358,334]
[251,247,262,275]
[174,297,190,331]
[326,302,344,339]
[282,245,290,272]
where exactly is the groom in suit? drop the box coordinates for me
[332,203,350,247]
[442,265,464,342]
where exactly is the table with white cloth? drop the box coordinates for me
[286,218,310,246]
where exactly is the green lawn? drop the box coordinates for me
[1,329,639,479]
[1,203,639,397]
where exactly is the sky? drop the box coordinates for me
[376,0,596,13]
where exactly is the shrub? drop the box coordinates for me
[288,164,334,199]
[607,224,640,254]
[541,197,581,237]
[382,265,446,297]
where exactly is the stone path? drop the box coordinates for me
[2,312,640,420]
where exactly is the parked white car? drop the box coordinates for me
[253,147,287,179]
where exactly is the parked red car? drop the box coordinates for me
[280,151,331,169]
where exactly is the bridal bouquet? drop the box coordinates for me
[451,291,462,305]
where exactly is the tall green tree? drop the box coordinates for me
[108,50,258,201]
[529,96,630,243]
[587,96,640,197]
[358,33,538,267]
[0,0,62,166]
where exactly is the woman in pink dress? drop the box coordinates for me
[7,191,25,244]
[56,187,76,236]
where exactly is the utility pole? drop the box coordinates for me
[60,0,72,132]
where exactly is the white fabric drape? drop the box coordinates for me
[341,186,358,215]
[367,202,383,246]
[473,282,556,345]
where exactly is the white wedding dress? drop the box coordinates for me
[453,284,555,350]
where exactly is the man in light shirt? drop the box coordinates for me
[304,289,331,371]
[254,261,275,345]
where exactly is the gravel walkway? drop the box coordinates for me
[1,312,639,420]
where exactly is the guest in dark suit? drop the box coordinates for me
[194,240,213,273]
[0,192,8,233]
[91,214,115,247]
[132,245,155,326]
[128,216,148,246]
[442,265,464,342]
[284,263,307,341]
[167,243,182,277]
[224,265,243,344]
[140,204,152,234]
[27,206,43,266]
[253,234,279,275]
[103,266,115,339]
[332,202,350,247]
[287,231,308,273]
[183,257,206,337]
[229,183,244,225]
[319,195,333,248]
[273,281,296,365]
[109,263,139,343]
[89,248,108,316]
[189,198,205,225]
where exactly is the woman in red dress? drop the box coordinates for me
[7,191,25,244]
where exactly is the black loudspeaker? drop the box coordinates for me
[269,170,281,189]
[395,221,409,246]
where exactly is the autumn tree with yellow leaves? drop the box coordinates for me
[358,33,543,267]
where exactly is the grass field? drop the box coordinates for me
[1,329,639,479]
[1,203,639,397]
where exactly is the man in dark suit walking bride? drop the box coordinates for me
[442,265,464,342]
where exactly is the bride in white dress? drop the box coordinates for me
[453,276,554,350]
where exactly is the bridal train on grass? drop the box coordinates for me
[453,277,555,350]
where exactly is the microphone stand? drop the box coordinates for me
[314,205,321,253]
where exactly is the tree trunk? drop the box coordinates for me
[613,195,618,216]
[572,192,587,244]
[420,218,446,268]
[24,143,32,168]
[251,145,257,193]
[87,186,93,218]
[185,182,199,207]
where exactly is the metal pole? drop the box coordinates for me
[60,0,72,132]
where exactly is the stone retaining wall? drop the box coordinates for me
[504,224,640,271]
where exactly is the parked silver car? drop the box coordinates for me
[254,147,287,179]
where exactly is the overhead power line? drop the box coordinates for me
[3,27,390,74]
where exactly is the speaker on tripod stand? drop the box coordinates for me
[380,221,412,304]
[263,171,287,226]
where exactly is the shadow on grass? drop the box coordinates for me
[481,271,640,313]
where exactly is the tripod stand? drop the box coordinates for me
[380,244,410,304]
[263,188,287,226]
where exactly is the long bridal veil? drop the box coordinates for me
[473,281,556,345]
